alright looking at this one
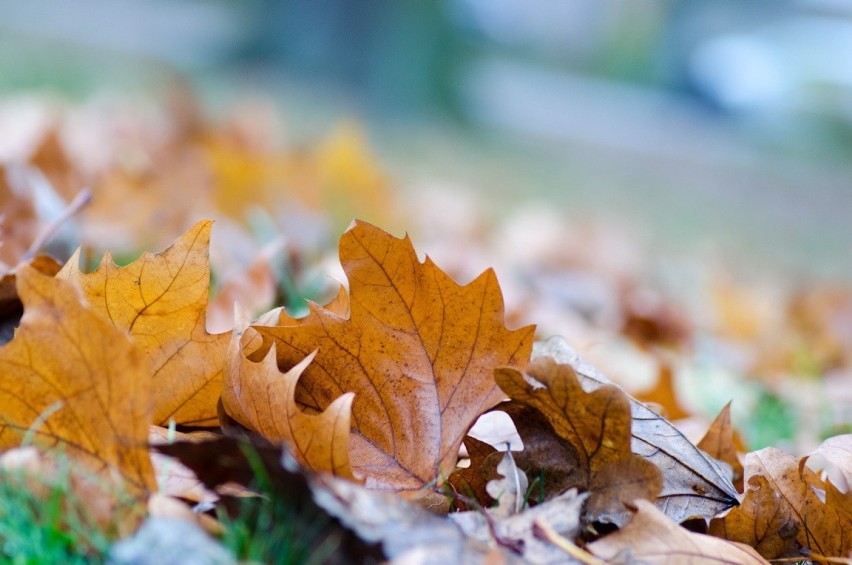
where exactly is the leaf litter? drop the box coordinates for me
[0,91,851,563]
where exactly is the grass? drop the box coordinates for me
[217,446,343,565]
[0,461,112,564]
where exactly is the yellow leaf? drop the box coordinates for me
[0,265,155,494]
[58,220,227,426]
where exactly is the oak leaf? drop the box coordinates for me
[222,309,355,478]
[588,499,769,564]
[697,402,745,492]
[495,357,663,524]
[447,435,501,510]
[711,447,852,559]
[253,220,535,492]
[58,220,227,426]
[708,475,798,559]
[0,265,155,494]
[533,336,739,523]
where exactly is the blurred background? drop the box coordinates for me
[3,0,852,278]
[2,0,852,450]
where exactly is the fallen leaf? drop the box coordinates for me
[447,435,500,510]
[448,488,587,564]
[804,434,852,494]
[533,336,738,523]
[715,447,852,557]
[635,362,691,421]
[708,475,798,559]
[0,165,39,273]
[0,265,155,494]
[496,403,585,504]
[588,499,769,564]
[495,358,663,524]
[58,220,227,426]
[253,220,535,492]
[486,450,529,518]
[697,402,745,492]
[222,308,355,478]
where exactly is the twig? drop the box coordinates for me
[23,187,92,261]
[533,518,608,565]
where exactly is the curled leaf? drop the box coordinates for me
[495,357,662,524]
[222,308,355,478]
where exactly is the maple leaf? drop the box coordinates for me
[252,220,535,492]
[58,220,227,426]
[710,447,852,560]
[0,265,155,494]
[533,336,739,523]
[495,357,663,524]
[588,499,769,564]
[222,309,355,478]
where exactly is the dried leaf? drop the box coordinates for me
[708,475,798,559]
[447,436,500,510]
[533,336,738,523]
[805,434,852,494]
[0,265,155,494]
[588,499,769,564]
[449,489,586,564]
[254,220,534,492]
[495,358,662,524]
[715,447,852,557]
[58,220,227,426]
[222,308,355,478]
[486,450,529,518]
[697,402,745,492]
[634,363,691,421]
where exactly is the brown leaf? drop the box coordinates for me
[533,336,739,523]
[713,448,852,559]
[697,402,745,492]
[588,499,769,564]
[222,308,355,478]
[447,435,501,510]
[708,475,798,559]
[58,220,227,426]
[253,220,534,492]
[497,403,585,503]
[495,358,663,524]
[0,265,155,494]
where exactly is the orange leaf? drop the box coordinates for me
[588,499,769,564]
[222,309,355,478]
[495,357,663,523]
[0,266,155,494]
[698,401,745,492]
[58,220,227,426]
[254,220,534,492]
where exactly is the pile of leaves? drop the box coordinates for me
[0,92,851,563]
